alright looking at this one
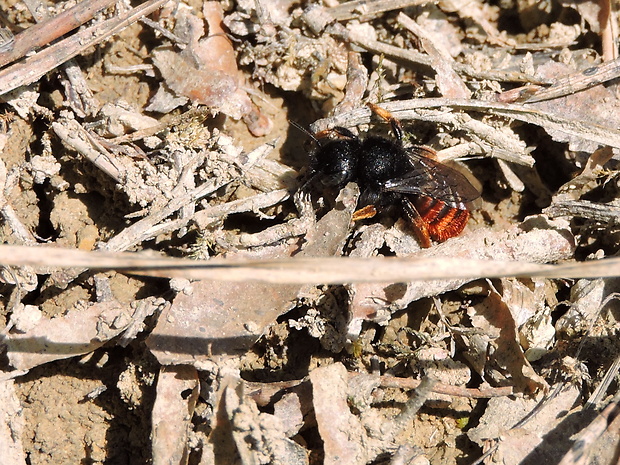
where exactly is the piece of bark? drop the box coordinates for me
[2,298,159,371]
[151,365,200,465]
[310,363,369,465]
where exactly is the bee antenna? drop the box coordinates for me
[289,120,320,145]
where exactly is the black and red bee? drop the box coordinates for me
[300,104,480,248]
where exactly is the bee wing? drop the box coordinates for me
[383,148,480,209]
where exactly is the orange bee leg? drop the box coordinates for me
[352,204,378,221]
[314,127,357,140]
[402,197,432,248]
[367,103,404,141]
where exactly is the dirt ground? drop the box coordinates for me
[1,0,620,464]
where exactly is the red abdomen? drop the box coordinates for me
[413,196,470,242]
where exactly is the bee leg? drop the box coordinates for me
[401,197,432,248]
[352,204,377,221]
[367,102,404,141]
[315,126,358,141]
[367,104,441,160]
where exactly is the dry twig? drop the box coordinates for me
[0,0,167,95]
[0,0,117,68]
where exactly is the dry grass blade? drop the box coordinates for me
[0,245,618,282]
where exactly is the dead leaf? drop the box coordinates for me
[150,3,272,136]
[145,258,301,365]
[530,62,620,152]
[500,278,556,361]
[468,385,586,464]
[555,278,608,336]
[466,286,548,393]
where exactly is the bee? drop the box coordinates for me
[301,104,480,248]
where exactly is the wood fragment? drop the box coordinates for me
[331,51,368,116]
[310,363,368,465]
[520,57,620,103]
[245,372,513,409]
[545,200,620,224]
[52,119,123,182]
[151,366,199,465]
[0,0,168,95]
[339,25,549,84]
[21,0,99,117]
[193,189,290,229]
[557,393,620,465]
[0,159,36,244]
[598,0,617,61]
[388,377,437,436]
[0,0,117,68]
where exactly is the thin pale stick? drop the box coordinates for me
[0,245,619,282]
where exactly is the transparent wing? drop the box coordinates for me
[382,147,480,209]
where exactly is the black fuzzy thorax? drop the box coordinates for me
[311,134,412,209]
[356,136,412,207]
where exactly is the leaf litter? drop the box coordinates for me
[0,0,620,464]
